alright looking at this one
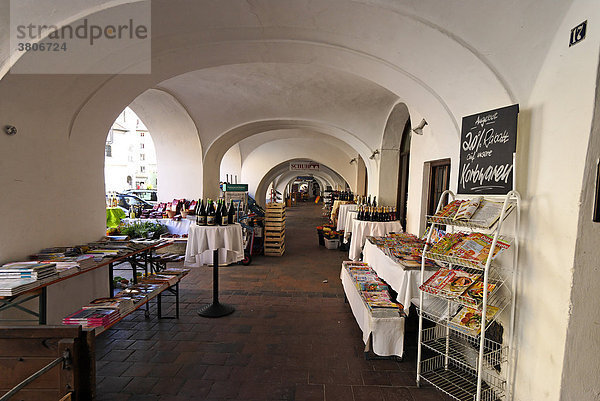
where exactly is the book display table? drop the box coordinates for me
[363,241,435,316]
[340,266,405,358]
[121,217,194,236]
[348,220,403,261]
[336,203,358,231]
[0,240,174,325]
[185,224,244,267]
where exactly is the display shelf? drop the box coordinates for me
[423,235,513,271]
[421,325,507,370]
[420,355,504,401]
[417,190,520,401]
[419,265,511,312]
[417,294,510,340]
[426,203,515,231]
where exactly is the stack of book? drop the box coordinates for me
[0,262,58,280]
[62,308,120,328]
[0,279,38,297]
[82,297,135,316]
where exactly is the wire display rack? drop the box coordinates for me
[420,355,505,401]
[419,264,512,317]
[416,190,520,401]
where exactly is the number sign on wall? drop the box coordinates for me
[458,104,519,195]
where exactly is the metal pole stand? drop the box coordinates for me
[198,249,235,318]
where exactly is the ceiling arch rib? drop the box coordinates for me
[241,138,356,199]
[128,88,203,200]
[203,119,376,199]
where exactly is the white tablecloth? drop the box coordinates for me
[348,220,404,261]
[185,223,244,266]
[340,267,405,357]
[343,211,358,243]
[336,204,358,231]
[330,200,350,223]
[122,217,194,235]
[363,241,434,315]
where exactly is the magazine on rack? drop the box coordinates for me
[439,269,480,299]
[449,305,499,337]
[419,268,454,295]
[459,278,497,307]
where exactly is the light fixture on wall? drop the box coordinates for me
[369,149,380,160]
[412,118,428,135]
[349,157,357,165]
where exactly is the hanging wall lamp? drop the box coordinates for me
[412,118,428,135]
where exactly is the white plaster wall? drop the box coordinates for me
[562,43,600,401]
[511,1,600,399]
[129,89,203,201]
[220,144,242,184]
[405,124,461,236]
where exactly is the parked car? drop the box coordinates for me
[123,189,158,204]
[116,193,154,212]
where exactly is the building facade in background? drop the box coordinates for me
[104,107,157,193]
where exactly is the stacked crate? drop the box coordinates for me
[264,203,285,256]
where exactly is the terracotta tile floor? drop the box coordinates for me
[97,202,449,400]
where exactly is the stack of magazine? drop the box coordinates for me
[343,261,403,313]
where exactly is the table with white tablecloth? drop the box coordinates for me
[342,210,358,243]
[121,217,195,235]
[363,241,434,315]
[330,200,350,225]
[348,220,404,261]
[340,266,405,357]
[185,224,244,267]
[336,203,358,231]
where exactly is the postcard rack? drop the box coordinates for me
[416,190,520,401]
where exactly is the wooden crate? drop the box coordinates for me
[264,243,285,256]
[265,230,285,240]
[265,221,285,230]
[265,203,285,256]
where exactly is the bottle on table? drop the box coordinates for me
[228,200,236,224]
[207,200,216,226]
[220,200,229,226]
[197,199,207,226]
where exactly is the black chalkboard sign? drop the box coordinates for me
[458,104,519,194]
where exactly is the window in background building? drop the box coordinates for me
[105,144,112,157]
[140,166,146,173]
[140,154,145,161]
[140,143,144,149]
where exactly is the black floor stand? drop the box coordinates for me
[198,249,235,318]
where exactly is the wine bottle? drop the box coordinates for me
[220,200,229,225]
[215,200,222,225]
[228,200,235,224]
[367,195,371,207]
[373,196,377,208]
[197,199,206,226]
[207,200,216,226]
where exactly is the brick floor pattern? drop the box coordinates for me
[97,202,450,401]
